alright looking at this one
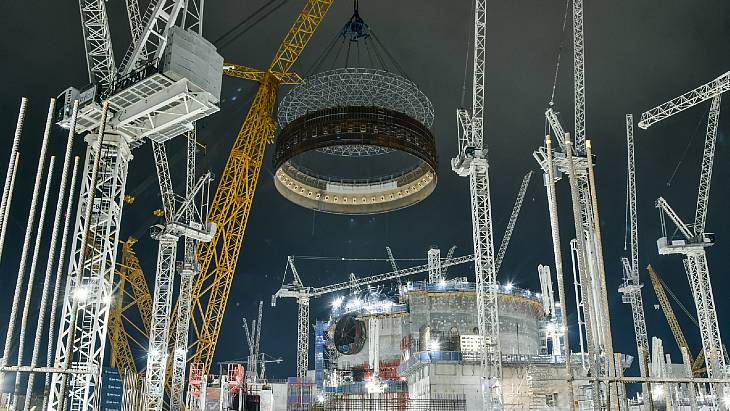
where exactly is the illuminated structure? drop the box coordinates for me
[274,68,438,214]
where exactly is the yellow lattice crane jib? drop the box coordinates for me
[179,0,336,373]
[646,264,705,376]
[109,237,154,377]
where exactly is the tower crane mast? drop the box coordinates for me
[48,0,222,408]
[451,0,502,406]
[641,71,727,402]
[534,0,617,405]
[617,114,650,404]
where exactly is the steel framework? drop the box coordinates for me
[178,0,335,375]
[643,71,726,403]
[272,251,475,378]
[617,114,650,406]
[451,0,502,407]
[278,68,434,130]
[494,171,532,275]
[47,0,219,409]
[49,108,133,411]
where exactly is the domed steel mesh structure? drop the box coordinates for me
[273,67,438,214]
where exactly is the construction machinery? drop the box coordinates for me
[108,237,153,379]
[242,301,264,384]
[177,0,335,377]
[146,129,215,411]
[494,171,532,276]
[31,1,222,410]
[640,71,727,404]
[451,0,503,406]
[272,251,475,378]
[617,114,650,405]
[534,0,616,406]
[647,265,705,376]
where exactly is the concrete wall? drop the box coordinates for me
[402,290,543,355]
[336,316,403,369]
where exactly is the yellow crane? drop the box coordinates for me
[109,237,153,376]
[646,264,705,376]
[177,0,336,373]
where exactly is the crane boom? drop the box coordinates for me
[639,71,729,129]
[184,0,334,373]
[545,108,566,149]
[79,0,117,89]
[451,0,502,406]
[572,0,586,153]
[120,0,185,74]
[125,0,143,42]
[494,171,532,275]
[309,254,474,297]
[647,265,704,376]
[694,95,720,235]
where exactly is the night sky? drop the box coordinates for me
[1,0,730,387]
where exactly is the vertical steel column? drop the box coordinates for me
[544,136,575,409]
[585,140,618,407]
[43,157,80,411]
[49,101,132,411]
[0,99,55,388]
[13,156,56,410]
[145,234,178,411]
[24,101,79,411]
[0,97,27,263]
[564,134,601,407]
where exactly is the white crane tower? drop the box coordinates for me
[639,71,729,407]
[617,114,650,406]
[48,1,222,410]
[451,0,502,406]
[146,131,215,411]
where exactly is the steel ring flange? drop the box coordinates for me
[273,106,438,214]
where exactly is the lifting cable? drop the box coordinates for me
[544,0,571,136]
[664,112,706,190]
[459,0,475,108]
[548,0,571,107]
[658,275,699,328]
[214,0,290,50]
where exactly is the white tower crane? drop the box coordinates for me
[242,301,264,384]
[272,251,475,378]
[494,171,532,276]
[451,0,502,406]
[640,73,726,405]
[146,136,215,411]
[617,114,650,407]
[48,1,221,410]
